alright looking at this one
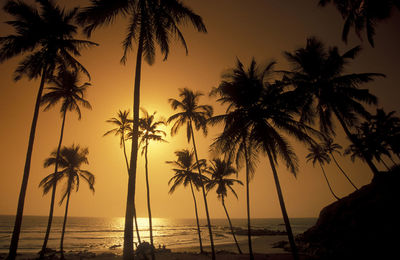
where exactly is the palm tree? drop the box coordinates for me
[166,149,208,254]
[370,108,400,163]
[40,144,95,260]
[318,0,400,47]
[212,58,320,260]
[323,138,358,190]
[346,120,393,170]
[77,2,206,258]
[138,108,166,259]
[167,88,215,259]
[104,110,133,173]
[209,58,267,260]
[306,144,340,200]
[205,158,243,254]
[282,37,384,177]
[104,110,142,244]
[0,1,97,257]
[39,69,92,258]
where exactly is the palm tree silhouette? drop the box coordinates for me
[0,1,97,257]
[212,58,318,260]
[282,37,384,177]
[306,144,340,200]
[323,138,358,190]
[167,88,215,259]
[39,69,92,258]
[103,110,142,244]
[370,108,400,163]
[104,110,133,173]
[319,0,400,47]
[77,2,206,258]
[166,149,208,254]
[346,120,393,170]
[205,158,243,254]
[138,108,166,259]
[40,144,95,260]
[209,58,267,260]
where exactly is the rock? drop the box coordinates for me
[234,227,287,236]
[298,171,400,259]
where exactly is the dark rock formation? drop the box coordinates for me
[298,171,400,259]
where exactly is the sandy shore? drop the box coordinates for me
[0,235,310,259]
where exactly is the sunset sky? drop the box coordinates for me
[0,0,399,220]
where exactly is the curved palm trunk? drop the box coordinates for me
[244,143,254,260]
[221,197,242,254]
[380,158,391,171]
[330,153,358,190]
[9,69,47,260]
[266,150,299,260]
[124,30,144,260]
[189,181,204,253]
[60,190,71,260]
[189,121,215,260]
[319,163,340,200]
[387,154,397,167]
[333,109,379,177]
[122,136,141,244]
[144,141,155,260]
[40,110,67,258]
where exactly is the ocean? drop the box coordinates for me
[0,215,316,254]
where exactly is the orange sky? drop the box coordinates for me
[0,0,399,219]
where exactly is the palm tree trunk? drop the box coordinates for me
[221,198,242,254]
[189,120,215,260]
[122,137,141,244]
[244,143,254,260]
[122,134,130,174]
[189,181,204,253]
[40,110,67,258]
[124,32,144,260]
[144,141,155,260]
[60,190,71,260]
[319,163,340,200]
[387,154,397,167]
[330,153,358,190]
[8,69,47,260]
[333,108,379,177]
[380,158,391,171]
[266,150,299,260]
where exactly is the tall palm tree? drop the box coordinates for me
[205,158,243,254]
[39,69,92,258]
[138,108,166,259]
[166,149,208,254]
[40,144,95,260]
[104,110,142,244]
[77,2,206,258]
[213,58,320,260]
[0,1,97,258]
[319,0,400,47]
[251,82,318,260]
[306,144,340,200]
[323,138,358,190]
[209,58,266,260]
[167,88,215,259]
[282,37,384,177]
[104,110,133,173]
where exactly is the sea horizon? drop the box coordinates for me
[0,215,317,254]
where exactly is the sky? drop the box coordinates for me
[0,0,399,220]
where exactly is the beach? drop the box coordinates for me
[0,235,307,259]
